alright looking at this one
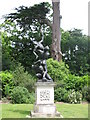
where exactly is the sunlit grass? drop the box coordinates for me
[56,103,88,118]
[2,103,88,118]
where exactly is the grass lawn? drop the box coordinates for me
[1,103,88,118]
[56,103,88,118]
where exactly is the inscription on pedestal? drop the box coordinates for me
[36,85,54,104]
[40,90,50,101]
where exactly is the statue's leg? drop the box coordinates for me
[46,74,53,81]
[36,73,42,79]
[33,51,38,59]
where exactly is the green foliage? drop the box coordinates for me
[47,58,88,103]
[86,87,90,102]
[0,71,14,97]
[82,86,90,102]
[61,28,89,76]
[29,92,35,104]
[55,88,82,104]
[47,58,69,83]
[0,2,89,103]
[1,2,52,72]
[68,90,82,104]
[0,31,12,70]
[11,86,35,104]
[1,7,52,72]
[54,88,68,102]
[12,63,36,92]
[1,2,89,76]
[75,75,88,91]
[4,84,10,97]
[64,74,88,91]
[6,2,51,30]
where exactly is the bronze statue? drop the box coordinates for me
[31,33,53,82]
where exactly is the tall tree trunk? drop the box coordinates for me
[51,0,62,61]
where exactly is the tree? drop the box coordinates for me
[52,0,62,61]
[2,3,52,72]
[1,2,89,76]
[61,28,89,76]
[0,25,13,71]
[6,1,62,62]
[6,2,51,33]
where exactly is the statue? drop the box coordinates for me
[31,31,53,82]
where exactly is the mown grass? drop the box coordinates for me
[56,103,88,118]
[1,103,88,118]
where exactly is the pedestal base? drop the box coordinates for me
[27,82,63,118]
[29,103,63,118]
[33,104,56,114]
[30,110,63,118]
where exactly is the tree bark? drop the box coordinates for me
[51,0,62,61]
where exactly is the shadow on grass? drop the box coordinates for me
[8,109,30,115]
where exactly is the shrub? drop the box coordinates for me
[47,58,69,85]
[5,84,10,97]
[64,74,88,91]
[64,74,78,90]
[86,87,90,102]
[29,92,35,104]
[55,86,83,103]
[47,58,88,102]
[55,87,68,102]
[0,71,14,97]
[75,75,88,91]
[82,86,90,102]
[68,90,82,104]
[76,91,82,103]
[55,87,82,103]
[11,86,35,104]
[12,63,36,92]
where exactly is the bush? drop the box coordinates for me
[47,58,69,85]
[29,92,35,104]
[64,74,78,90]
[68,90,82,104]
[11,86,35,104]
[75,75,88,91]
[55,88,82,103]
[82,86,90,102]
[86,87,90,102]
[0,71,14,97]
[55,87,68,102]
[47,58,88,102]
[64,75,88,102]
[12,63,36,92]
[64,74,88,91]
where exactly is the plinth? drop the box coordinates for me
[30,82,63,118]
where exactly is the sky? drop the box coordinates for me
[0,0,89,35]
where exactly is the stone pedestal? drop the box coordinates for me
[30,82,63,118]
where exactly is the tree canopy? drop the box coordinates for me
[61,28,89,76]
[0,2,89,76]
